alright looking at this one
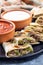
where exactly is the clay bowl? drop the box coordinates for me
[0,19,15,43]
[1,9,32,30]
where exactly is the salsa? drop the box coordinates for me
[0,21,13,34]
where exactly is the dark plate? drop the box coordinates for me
[0,9,43,60]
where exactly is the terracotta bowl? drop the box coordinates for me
[1,9,32,30]
[0,19,15,43]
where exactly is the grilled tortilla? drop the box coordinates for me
[3,41,33,57]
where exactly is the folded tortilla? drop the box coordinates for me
[3,40,33,57]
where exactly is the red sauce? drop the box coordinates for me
[0,21,13,34]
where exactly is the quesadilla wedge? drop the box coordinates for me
[3,41,33,57]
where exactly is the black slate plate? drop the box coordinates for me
[0,9,43,60]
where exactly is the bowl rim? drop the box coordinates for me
[0,19,15,35]
[1,8,32,22]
